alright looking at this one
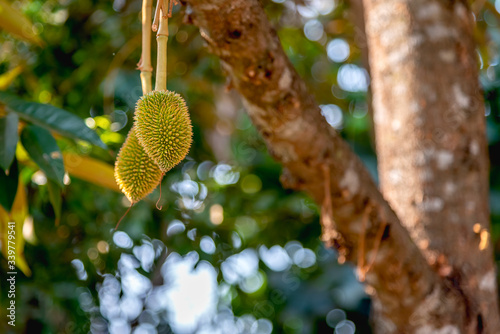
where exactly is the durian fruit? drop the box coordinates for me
[114,127,163,203]
[134,90,192,172]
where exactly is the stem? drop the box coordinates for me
[154,0,168,91]
[140,0,153,94]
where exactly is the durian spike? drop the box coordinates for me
[134,90,193,172]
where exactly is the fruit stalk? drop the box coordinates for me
[139,0,153,94]
[153,0,168,91]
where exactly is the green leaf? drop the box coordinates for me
[20,125,65,188]
[0,158,18,211]
[0,112,19,171]
[0,92,106,149]
[47,180,62,226]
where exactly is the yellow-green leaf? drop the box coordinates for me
[0,65,24,90]
[0,0,43,46]
[63,152,120,192]
[0,176,31,276]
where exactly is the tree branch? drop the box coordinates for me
[182,0,469,331]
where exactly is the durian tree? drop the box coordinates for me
[181,0,500,331]
[2,0,500,333]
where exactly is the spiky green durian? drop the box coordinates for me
[134,90,192,172]
[114,128,163,203]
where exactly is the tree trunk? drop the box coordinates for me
[363,0,500,332]
[182,0,500,332]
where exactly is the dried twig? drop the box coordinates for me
[357,204,372,282]
[363,208,387,278]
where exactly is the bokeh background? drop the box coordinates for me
[1,0,500,333]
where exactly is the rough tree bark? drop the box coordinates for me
[181,0,499,332]
[363,0,500,332]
